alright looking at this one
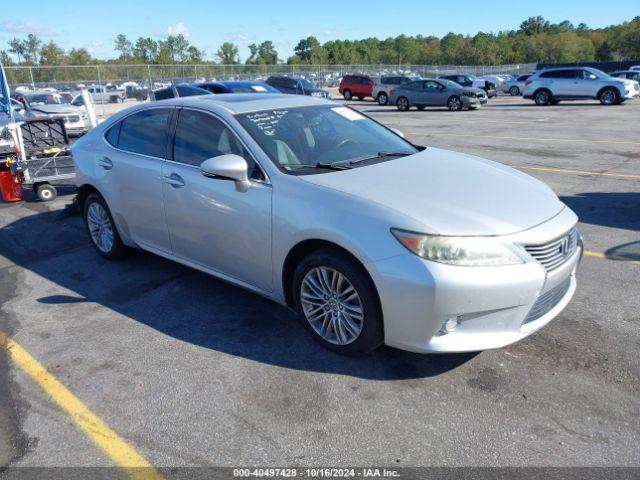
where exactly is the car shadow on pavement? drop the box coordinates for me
[0,205,477,381]
[559,192,640,232]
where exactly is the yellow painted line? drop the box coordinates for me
[583,250,640,265]
[409,132,640,146]
[0,333,163,480]
[519,165,640,180]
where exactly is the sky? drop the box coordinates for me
[1,0,638,61]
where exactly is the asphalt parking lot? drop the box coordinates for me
[1,95,639,472]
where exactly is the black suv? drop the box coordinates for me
[265,76,329,98]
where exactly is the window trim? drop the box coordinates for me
[168,106,270,185]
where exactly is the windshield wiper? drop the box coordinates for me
[278,162,352,171]
[349,151,414,165]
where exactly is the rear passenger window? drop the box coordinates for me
[540,70,575,79]
[118,108,172,158]
[105,122,121,147]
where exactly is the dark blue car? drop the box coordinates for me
[265,76,330,98]
[196,81,279,94]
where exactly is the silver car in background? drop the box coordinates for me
[72,94,581,355]
[12,90,90,136]
[372,75,414,105]
[389,78,487,111]
[523,67,640,105]
[501,74,532,95]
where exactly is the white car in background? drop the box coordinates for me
[87,84,126,104]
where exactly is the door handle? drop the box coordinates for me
[164,173,185,188]
[97,156,113,170]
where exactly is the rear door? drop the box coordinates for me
[102,107,173,253]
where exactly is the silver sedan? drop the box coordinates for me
[72,94,581,355]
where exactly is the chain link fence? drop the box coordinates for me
[4,63,537,90]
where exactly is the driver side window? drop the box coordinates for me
[173,109,263,180]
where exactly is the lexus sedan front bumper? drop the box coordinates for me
[366,208,581,353]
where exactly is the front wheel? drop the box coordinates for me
[377,92,388,105]
[83,193,128,260]
[396,97,410,111]
[599,87,618,105]
[447,96,462,111]
[509,86,520,96]
[292,248,384,355]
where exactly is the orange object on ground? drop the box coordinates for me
[0,169,23,202]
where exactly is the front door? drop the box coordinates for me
[162,108,273,292]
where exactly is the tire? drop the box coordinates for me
[551,100,561,105]
[377,92,388,105]
[292,248,384,355]
[417,106,425,110]
[396,96,410,111]
[534,89,552,106]
[509,86,520,96]
[599,87,618,105]
[357,96,364,101]
[447,95,462,111]
[36,183,57,202]
[343,89,352,100]
[83,193,128,260]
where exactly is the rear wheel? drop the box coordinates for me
[417,106,425,111]
[534,89,552,106]
[447,96,462,111]
[292,248,384,355]
[377,92,388,105]
[509,86,520,96]
[357,96,364,101]
[83,193,128,260]
[343,89,352,100]
[396,97,410,111]
[599,87,618,105]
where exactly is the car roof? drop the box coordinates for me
[176,93,333,114]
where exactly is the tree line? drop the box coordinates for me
[1,16,638,68]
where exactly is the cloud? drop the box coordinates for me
[164,21,190,37]
[228,32,251,45]
[323,29,339,36]
[1,21,56,36]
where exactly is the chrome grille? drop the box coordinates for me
[523,277,571,324]
[524,228,578,272]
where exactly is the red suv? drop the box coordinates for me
[339,74,374,100]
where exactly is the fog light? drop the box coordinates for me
[441,316,461,334]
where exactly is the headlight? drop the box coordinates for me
[391,229,524,266]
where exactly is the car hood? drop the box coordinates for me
[462,87,486,95]
[29,104,81,115]
[300,147,565,236]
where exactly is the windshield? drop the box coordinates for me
[439,79,459,89]
[28,94,63,105]
[585,67,609,78]
[298,78,315,89]
[236,105,417,174]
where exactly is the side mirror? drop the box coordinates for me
[200,154,251,192]
[389,127,405,138]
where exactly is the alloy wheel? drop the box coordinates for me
[300,266,364,345]
[601,89,616,105]
[448,97,461,111]
[87,202,114,253]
